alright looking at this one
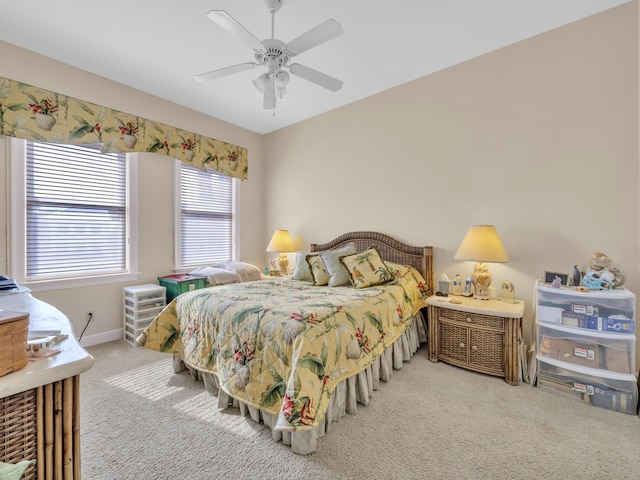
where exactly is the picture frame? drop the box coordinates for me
[544,271,569,286]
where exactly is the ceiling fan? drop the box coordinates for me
[195,0,344,111]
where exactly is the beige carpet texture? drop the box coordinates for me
[81,341,640,479]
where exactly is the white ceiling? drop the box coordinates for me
[0,0,629,135]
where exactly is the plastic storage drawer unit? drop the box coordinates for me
[123,284,166,346]
[158,274,206,302]
[535,282,637,415]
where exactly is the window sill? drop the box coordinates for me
[23,272,141,293]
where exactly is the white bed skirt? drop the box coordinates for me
[173,312,427,454]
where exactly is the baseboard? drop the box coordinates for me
[79,328,123,348]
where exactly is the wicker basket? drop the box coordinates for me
[0,311,29,378]
[0,389,37,480]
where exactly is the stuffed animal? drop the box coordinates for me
[581,251,625,290]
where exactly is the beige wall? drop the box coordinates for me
[0,41,265,343]
[0,3,638,364]
[263,3,639,354]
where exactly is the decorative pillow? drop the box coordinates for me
[319,242,357,287]
[292,251,314,282]
[340,247,394,288]
[385,261,411,280]
[212,261,262,282]
[306,254,329,286]
[190,266,241,286]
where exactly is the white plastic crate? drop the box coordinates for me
[123,284,166,346]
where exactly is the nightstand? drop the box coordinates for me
[426,296,525,385]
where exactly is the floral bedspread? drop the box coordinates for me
[141,263,428,432]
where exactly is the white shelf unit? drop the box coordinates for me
[123,284,166,346]
[535,282,637,414]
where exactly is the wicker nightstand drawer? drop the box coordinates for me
[436,307,505,330]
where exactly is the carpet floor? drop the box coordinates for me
[80,341,640,479]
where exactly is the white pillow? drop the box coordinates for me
[292,251,313,281]
[190,266,241,285]
[213,261,262,282]
[320,243,357,286]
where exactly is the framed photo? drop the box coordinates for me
[544,271,569,286]
[437,280,450,295]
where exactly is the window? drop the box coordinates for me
[175,162,234,269]
[10,139,138,290]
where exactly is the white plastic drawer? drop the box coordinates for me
[536,286,635,335]
[537,357,638,414]
[124,297,166,309]
[124,314,154,330]
[538,323,635,374]
[124,284,166,301]
[124,305,164,321]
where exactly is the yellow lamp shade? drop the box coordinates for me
[266,230,294,253]
[454,225,509,263]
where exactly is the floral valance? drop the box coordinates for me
[0,76,248,180]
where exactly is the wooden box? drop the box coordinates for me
[0,311,29,377]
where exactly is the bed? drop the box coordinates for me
[138,231,433,454]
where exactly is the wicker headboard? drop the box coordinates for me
[310,231,433,295]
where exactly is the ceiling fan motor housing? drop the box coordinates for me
[264,0,282,13]
[255,39,290,67]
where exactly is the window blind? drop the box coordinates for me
[180,164,233,266]
[25,141,127,279]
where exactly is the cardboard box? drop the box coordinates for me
[537,305,563,324]
[539,336,599,368]
[603,346,633,374]
[585,316,635,335]
[561,312,635,335]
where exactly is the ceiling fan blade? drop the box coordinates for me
[286,19,343,56]
[289,63,343,92]
[195,63,257,82]
[263,77,276,110]
[207,10,264,51]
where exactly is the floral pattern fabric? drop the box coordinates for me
[340,246,394,288]
[0,76,248,180]
[141,263,428,432]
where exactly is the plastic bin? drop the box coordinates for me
[537,357,638,414]
[158,274,206,302]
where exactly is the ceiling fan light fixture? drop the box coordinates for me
[274,70,290,88]
[252,73,270,93]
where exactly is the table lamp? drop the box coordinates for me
[454,225,509,300]
[266,229,294,274]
